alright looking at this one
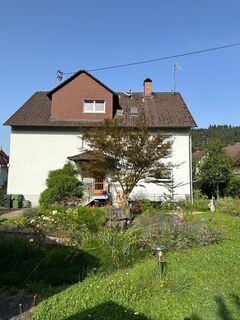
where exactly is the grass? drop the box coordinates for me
[0,239,99,293]
[31,211,240,320]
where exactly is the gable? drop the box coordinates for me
[51,71,114,121]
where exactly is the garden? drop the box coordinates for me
[0,195,240,319]
[1,125,240,319]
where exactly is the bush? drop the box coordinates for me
[130,199,153,216]
[132,213,223,250]
[39,163,84,211]
[224,176,240,198]
[29,206,106,238]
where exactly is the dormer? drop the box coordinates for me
[48,70,114,121]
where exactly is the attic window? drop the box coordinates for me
[130,106,138,115]
[83,100,105,113]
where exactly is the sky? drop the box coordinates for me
[1,0,240,153]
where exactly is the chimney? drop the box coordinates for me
[143,78,152,96]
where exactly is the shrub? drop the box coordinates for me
[29,206,106,238]
[39,163,84,211]
[130,199,153,216]
[132,213,223,250]
[224,176,240,198]
[169,222,223,250]
[65,206,106,233]
[195,139,233,198]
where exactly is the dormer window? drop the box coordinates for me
[83,100,105,113]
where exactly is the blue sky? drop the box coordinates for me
[1,0,240,153]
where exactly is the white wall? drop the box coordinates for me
[7,128,84,206]
[7,127,192,206]
[131,129,192,201]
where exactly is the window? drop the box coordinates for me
[83,100,105,113]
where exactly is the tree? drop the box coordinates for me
[82,119,172,207]
[195,139,233,198]
[39,162,84,211]
[224,176,240,198]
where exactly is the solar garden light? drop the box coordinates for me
[152,244,166,276]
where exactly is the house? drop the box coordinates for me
[0,148,9,188]
[193,141,240,174]
[4,70,196,207]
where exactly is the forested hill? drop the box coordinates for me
[192,125,240,152]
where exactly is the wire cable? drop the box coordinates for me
[62,41,240,75]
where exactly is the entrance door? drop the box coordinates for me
[93,178,105,195]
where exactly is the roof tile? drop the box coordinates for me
[4,91,196,128]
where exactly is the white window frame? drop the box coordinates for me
[83,100,106,113]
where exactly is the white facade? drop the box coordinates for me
[131,129,192,202]
[7,127,192,207]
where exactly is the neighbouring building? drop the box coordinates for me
[5,70,196,207]
[0,148,9,187]
[193,141,240,175]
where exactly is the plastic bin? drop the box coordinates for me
[12,199,20,209]
[22,200,31,208]
[11,194,24,208]
[3,194,11,209]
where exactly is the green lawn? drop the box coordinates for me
[32,212,240,320]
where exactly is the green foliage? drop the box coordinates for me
[0,216,28,228]
[224,176,240,198]
[177,191,209,213]
[29,206,106,237]
[216,197,240,216]
[39,163,84,211]
[192,124,240,152]
[132,213,223,250]
[130,199,153,216]
[82,119,172,206]
[32,212,240,320]
[195,139,233,198]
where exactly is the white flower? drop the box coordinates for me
[29,239,34,242]
[43,216,51,221]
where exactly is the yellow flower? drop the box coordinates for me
[134,311,139,315]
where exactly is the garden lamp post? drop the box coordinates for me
[152,244,166,276]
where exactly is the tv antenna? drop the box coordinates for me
[57,70,63,82]
[173,64,182,92]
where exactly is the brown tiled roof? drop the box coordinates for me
[4,91,196,128]
[223,142,240,161]
[0,149,9,166]
[68,151,96,162]
[192,150,205,162]
[116,92,196,127]
[193,142,240,163]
